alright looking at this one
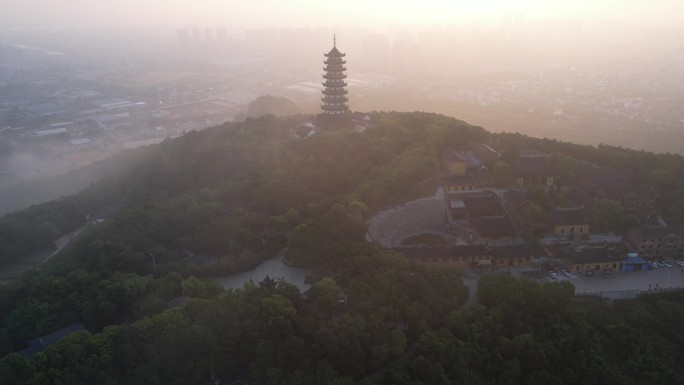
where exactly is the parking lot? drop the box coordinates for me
[550,265,684,294]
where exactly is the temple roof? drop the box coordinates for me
[325,46,345,57]
[472,216,515,237]
[550,207,588,225]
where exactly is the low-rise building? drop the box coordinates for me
[514,154,554,187]
[594,186,657,212]
[442,149,467,176]
[502,189,532,211]
[447,191,504,221]
[399,246,491,270]
[576,166,633,191]
[565,248,623,276]
[442,149,486,174]
[475,143,500,164]
[32,127,68,137]
[471,216,516,241]
[624,226,684,258]
[490,245,535,268]
[620,255,651,272]
[550,207,590,237]
[443,175,482,193]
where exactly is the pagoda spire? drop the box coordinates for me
[321,36,349,118]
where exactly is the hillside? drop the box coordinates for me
[1,112,684,384]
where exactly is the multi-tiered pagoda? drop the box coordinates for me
[321,36,349,121]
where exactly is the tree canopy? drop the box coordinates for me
[2,112,684,384]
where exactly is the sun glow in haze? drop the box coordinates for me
[0,0,682,29]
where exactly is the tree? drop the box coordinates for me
[181,276,223,298]
[243,95,302,119]
[493,161,514,187]
[309,277,340,311]
[592,198,626,234]
[546,153,565,170]
[557,156,580,180]
[521,204,547,224]
[649,169,674,190]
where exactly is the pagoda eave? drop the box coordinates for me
[322,105,350,111]
[322,97,349,103]
[322,89,348,95]
[322,81,348,87]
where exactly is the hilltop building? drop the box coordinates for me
[550,206,590,237]
[319,35,350,127]
[624,226,684,258]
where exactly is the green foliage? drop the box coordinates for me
[492,161,514,187]
[243,95,302,119]
[309,277,340,310]
[557,156,580,180]
[384,276,684,385]
[181,276,223,299]
[593,198,626,233]
[520,203,547,224]
[2,113,684,385]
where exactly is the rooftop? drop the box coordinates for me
[442,149,466,164]
[472,216,515,236]
[399,245,490,260]
[517,155,548,173]
[443,175,476,185]
[503,189,530,209]
[634,225,684,240]
[69,138,92,146]
[324,46,345,58]
[576,166,633,189]
[550,207,588,225]
[489,245,535,259]
[463,192,503,213]
[597,186,657,200]
[566,248,624,264]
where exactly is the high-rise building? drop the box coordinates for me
[177,29,189,45]
[217,27,228,41]
[321,35,349,119]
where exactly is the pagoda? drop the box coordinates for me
[321,35,350,121]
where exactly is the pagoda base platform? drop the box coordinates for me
[316,113,352,129]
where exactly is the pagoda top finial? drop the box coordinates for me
[333,34,336,47]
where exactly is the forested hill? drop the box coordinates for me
[0,112,483,270]
[1,112,684,384]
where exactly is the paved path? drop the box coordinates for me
[0,222,89,284]
[215,248,311,292]
[46,223,88,260]
[460,271,481,308]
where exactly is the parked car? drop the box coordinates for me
[561,268,571,277]
[663,261,672,268]
[649,261,659,268]
[548,271,558,279]
[677,260,684,268]
[656,260,666,267]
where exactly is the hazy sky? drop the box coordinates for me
[2,0,682,29]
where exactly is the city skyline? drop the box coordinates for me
[2,0,683,29]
